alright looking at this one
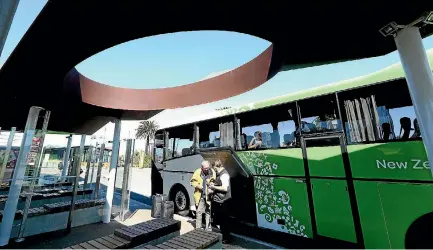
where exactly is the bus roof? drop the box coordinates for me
[160,49,433,130]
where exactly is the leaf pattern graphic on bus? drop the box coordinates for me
[237,151,309,238]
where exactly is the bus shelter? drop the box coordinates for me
[0,115,138,244]
[0,3,432,248]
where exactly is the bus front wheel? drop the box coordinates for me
[172,186,190,216]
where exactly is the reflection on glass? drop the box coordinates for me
[300,115,342,134]
[344,95,419,144]
[154,148,163,163]
[200,131,220,148]
[174,139,193,157]
[242,120,297,149]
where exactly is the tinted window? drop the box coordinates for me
[339,80,419,144]
[237,103,298,149]
[298,94,342,135]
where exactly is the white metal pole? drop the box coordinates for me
[120,139,132,221]
[61,134,73,181]
[84,146,93,189]
[394,26,433,169]
[94,143,105,199]
[89,145,96,190]
[66,135,86,233]
[0,127,16,183]
[0,107,42,246]
[103,120,121,223]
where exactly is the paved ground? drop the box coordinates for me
[6,207,276,249]
[32,165,279,249]
[5,221,126,249]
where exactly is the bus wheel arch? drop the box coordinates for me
[169,183,190,216]
[405,212,433,249]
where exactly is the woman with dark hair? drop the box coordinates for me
[411,118,421,138]
[248,131,263,149]
[382,123,391,141]
[400,117,412,140]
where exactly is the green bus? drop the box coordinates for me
[153,49,433,248]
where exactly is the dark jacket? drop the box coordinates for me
[213,169,231,203]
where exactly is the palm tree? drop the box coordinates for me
[136,120,159,155]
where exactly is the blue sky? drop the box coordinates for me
[3,1,433,103]
[1,1,432,149]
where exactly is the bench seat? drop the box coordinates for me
[66,234,131,249]
[43,199,105,214]
[144,229,222,249]
[64,218,181,249]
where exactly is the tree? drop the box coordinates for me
[136,120,159,155]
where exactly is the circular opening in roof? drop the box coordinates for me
[76,31,271,89]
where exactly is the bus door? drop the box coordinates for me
[197,147,257,225]
[300,132,362,246]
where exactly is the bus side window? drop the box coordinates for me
[173,137,193,157]
[339,80,420,144]
[197,117,234,149]
[167,138,175,159]
[153,133,164,163]
[154,148,164,163]
[237,103,298,149]
[165,124,194,158]
[205,131,220,148]
[298,94,342,135]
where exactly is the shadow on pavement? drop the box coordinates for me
[2,221,125,249]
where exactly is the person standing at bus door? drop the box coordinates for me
[209,159,231,243]
[190,160,215,230]
[248,131,263,149]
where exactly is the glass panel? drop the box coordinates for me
[242,121,297,149]
[242,123,273,149]
[299,94,342,135]
[238,104,298,149]
[154,148,164,164]
[166,138,175,160]
[339,80,419,144]
[201,130,220,148]
[174,139,193,157]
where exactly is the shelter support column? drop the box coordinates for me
[394,26,433,169]
[120,139,132,221]
[66,135,86,233]
[103,119,121,223]
[0,107,42,246]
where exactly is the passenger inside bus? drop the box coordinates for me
[237,104,299,149]
[400,117,412,140]
[382,123,391,141]
[412,119,421,138]
[248,131,263,149]
[241,133,247,149]
[298,95,342,137]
